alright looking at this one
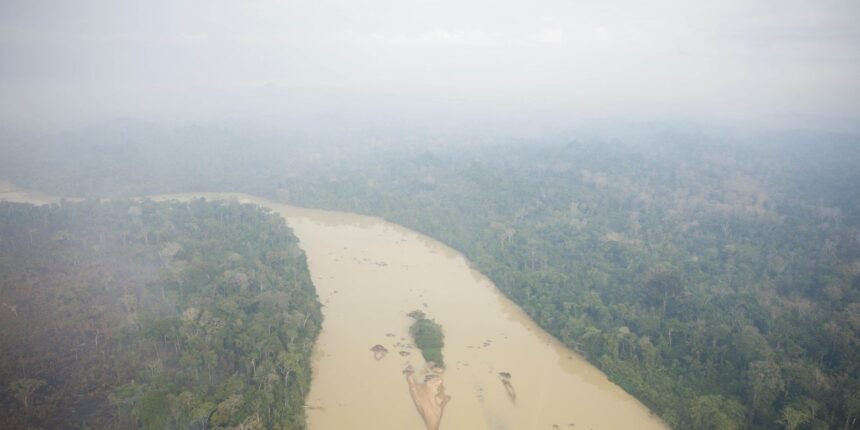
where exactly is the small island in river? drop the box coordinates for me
[405,310,450,430]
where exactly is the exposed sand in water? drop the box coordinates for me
[1,186,670,430]
[404,365,451,430]
[0,181,77,205]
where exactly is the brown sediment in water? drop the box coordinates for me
[0,188,670,430]
[404,365,451,430]
[0,180,77,205]
[500,379,516,402]
[498,372,516,402]
[370,344,389,360]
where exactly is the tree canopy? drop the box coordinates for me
[0,199,321,429]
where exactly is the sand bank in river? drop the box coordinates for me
[404,365,450,430]
[0,187,670,430]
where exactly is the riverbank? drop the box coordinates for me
[0,183,669,430]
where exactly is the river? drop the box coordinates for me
[0,185,668,430]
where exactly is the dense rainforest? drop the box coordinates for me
[2,121,860,429]
[291,133,860,430]
[0,199,321,429]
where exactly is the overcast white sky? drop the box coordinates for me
[1,0,858,130]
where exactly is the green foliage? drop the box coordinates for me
[408,310,445,366]
[7,379,46,412]
[277,136,860,430]
[3,122,860,429]
[138,390,169,429]
[689,395,745,430]
[0,200,321,429]
[778,404,811,430]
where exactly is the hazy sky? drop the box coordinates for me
[1,0,858,130]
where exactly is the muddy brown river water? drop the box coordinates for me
[0,185,668,430]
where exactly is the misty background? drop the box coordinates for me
[3,3,860,430]
[1,0,859,135]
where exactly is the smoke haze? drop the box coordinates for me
[1,0,859,132]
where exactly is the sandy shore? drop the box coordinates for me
[0,180,67,205]
[404,366,451,430]
[0,184,670,430]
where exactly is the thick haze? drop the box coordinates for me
[1,0,859,132]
